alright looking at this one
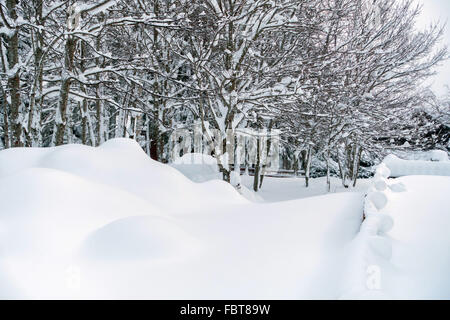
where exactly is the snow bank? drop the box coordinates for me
[170,153,264,202]
[80,215,200,261]
[384,175,450,299]
[0,139,364,299]
[170,152,221,183]
[241,175,372,202]
[74,193,364,299]
[341,163,401,299]
[428,150,449,162]
[0,139,246,215]
[2,139,447,299]
[383,154,450,178]
[342,163,450,299]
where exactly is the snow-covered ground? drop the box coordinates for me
[380,175,450,299]
[383,154,450,178]
[0,139,449,299]
[241,175,372,202]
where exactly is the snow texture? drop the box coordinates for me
[342,163,450,299]
[383,154,450,178]
[0,139,363,299]
[0,139,449,299]
[170,152,221,183]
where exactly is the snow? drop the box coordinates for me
[170,152,221,183]
[170,155,372,202]
[384,175,450,299]
[344,172,450,299]
[241,175,372,202]
[394,149,449,162]
[74,193,364,299]
[0,139,449,299]
[0,140,245,215]
[0,139,363,299]
[428,150,449,162]
[383,154,450,178]
[80,215,200,261]
[340,163,450,299]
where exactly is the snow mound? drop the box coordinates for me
[0,140,366,298]
[383,154,450,178]
[394,149,449,162]
[80,215,200,261]
[0,147,50,178]
[373,177,388,191]
[343,164,450,299]
[374,163,391,179]
[428,150,449,162]
[75,192,365,299]
[170,153,222,183]
[171,153,261,202]
[173,152,218,166]
[341,164,402,299]
[0,139,246,214]
[1,140,448,299]
[385,175,450,299]
[238,185,264,202]
[367,191,388,210]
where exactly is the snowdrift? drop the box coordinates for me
[342,163,450,299]
[1,139,449,299]
[170,152,221,183]
[0,139,364,299]
[0,139,246,215]
[383,154,450,178]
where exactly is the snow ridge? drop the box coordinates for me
[383,154,450,178]
[341,163,406,299]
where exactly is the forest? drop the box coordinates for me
[1,0,449,190]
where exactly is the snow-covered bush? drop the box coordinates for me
[383,154,450,178]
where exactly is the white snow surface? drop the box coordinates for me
[241,175,372,202]
[170,152,222,183]
[0,139,449,299]
[383,154,450,178]
[0,139,363,299]
[393,149,449,162]
[344,162,450,299]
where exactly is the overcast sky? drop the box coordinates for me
[415,0,450,96]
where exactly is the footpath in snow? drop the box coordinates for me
[0,139,449,299]
[341,163,450,299]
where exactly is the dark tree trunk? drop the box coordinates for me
[55,36,76,146]
[6,0,22,147]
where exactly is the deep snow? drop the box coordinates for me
[340,163,450,299]
[240,175,372,202]
[383,154,450,178]
[382,175,450,298]
[0,139,449,299]
[0,139,363,299]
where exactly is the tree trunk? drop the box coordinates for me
[0,43,10,149]
[259,120,273,189]
[26,0,44,147]
[326,149,331,192]
[81,100,87,145]
[95,29,105,146]
[305,145,312,188]
[337,149,349,188]
[253,134,261,192]
[1,87,10,149]
[6,0,23,147]
[353,147,363,187]
[55,35,76,146]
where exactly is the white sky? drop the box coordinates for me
[414,0,450,96]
